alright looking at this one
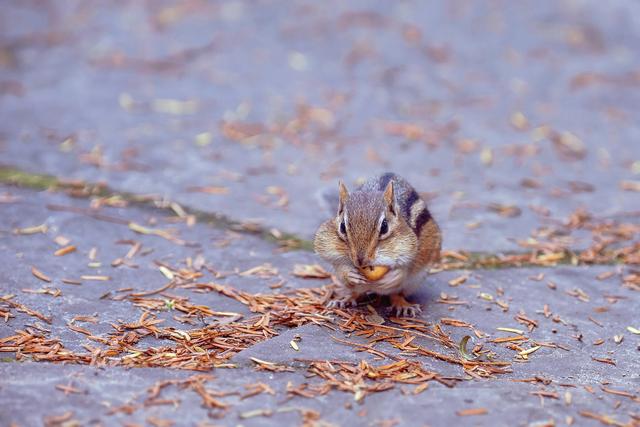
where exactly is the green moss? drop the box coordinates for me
[0,165,314,252]
[441,250,624,271]
[0,165,627,267]
[0,167,60,190]
[263,231,314,251]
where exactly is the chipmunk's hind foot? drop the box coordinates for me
[389,293,422,317]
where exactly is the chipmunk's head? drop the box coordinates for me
[334,180,417,269]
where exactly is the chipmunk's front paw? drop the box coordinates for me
[389,294,422,317]
[326,295,358,309]
[346,269,368,286]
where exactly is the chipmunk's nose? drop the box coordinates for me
[351,248,368,268]
[356,252,369,268]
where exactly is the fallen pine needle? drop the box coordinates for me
[31,266,52,283]
[14,224,48,235]
[496,327,524,334]
[457,408,488,416]
[519,346,541,356]
[80,275,110,281]
[54,245,77,256]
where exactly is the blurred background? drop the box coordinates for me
[1,4,640,424]
[1,0,639,252]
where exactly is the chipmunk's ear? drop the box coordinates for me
[383,180,397,216]
[338,180,349,214]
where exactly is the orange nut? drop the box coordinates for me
[360,265,390,281]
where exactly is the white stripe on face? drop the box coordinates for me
[409,199,425,228]
[337,210,349,239]
[378,212,386,229]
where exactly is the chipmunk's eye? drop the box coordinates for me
[339,221,346,236]
[379,218,388,236]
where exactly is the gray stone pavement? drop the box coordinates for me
[1,0,639,426]
[1,363,636,427]
[0,185,638,426]
[2,0,639,249]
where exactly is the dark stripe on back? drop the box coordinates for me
[414,208,432,234]
[378,172,395,191]
[404,189,419,220]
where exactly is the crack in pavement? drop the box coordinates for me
[0,165,313,250]
[0,165,631,271]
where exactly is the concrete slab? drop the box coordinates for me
[1,1,639,425]
[0,185,319,354]
[0,187,637,426]
[1,1,639,251]
[1,359,638,427]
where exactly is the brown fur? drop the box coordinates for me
[314,173,442,312]
[409,218,441,275]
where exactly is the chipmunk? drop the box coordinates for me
[314,173,441,317]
